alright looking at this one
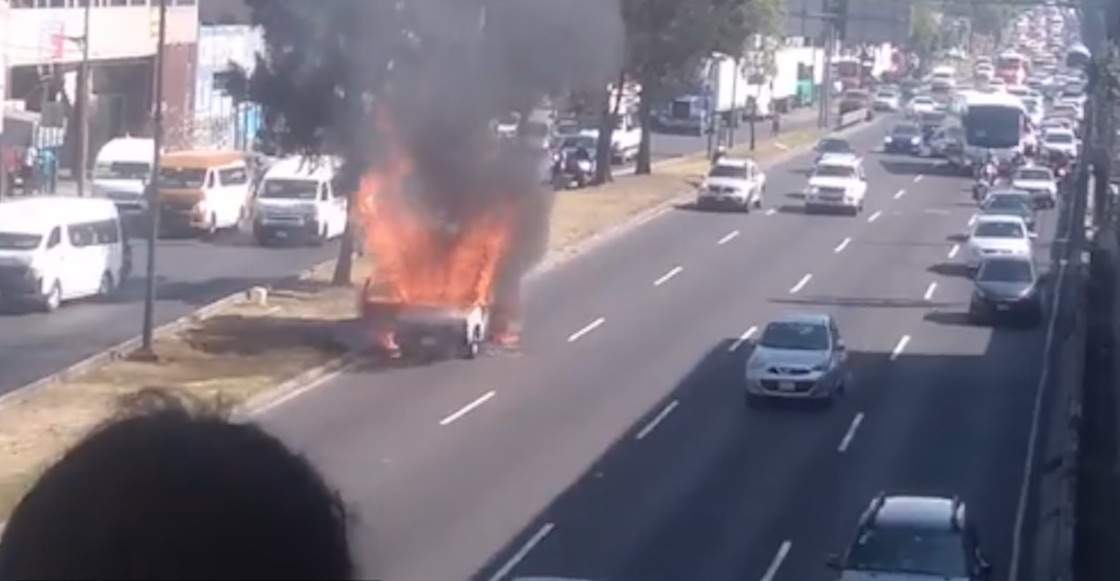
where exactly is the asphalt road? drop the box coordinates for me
[0,110,828,395]
[261,117,1066,581]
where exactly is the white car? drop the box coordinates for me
[872,90,901,111]
[1040,128,1079,158]
[695,157,766,212]
[744,313,849,407]
[1011,165,1058,209]
[965,215,1033,270]
[906,96,937,117]
[804,153,866,215]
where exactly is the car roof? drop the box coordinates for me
[0,196,119,234]
[871,495,962,531]
[714,157,751,168]
[770,312,831,326]
[975,213,1026,224]
[817,153,860,165]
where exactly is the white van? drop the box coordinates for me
[251,156,347,246]
[0,197,129,312]
[92,136,156,217]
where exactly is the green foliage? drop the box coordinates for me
[909,2,940,56]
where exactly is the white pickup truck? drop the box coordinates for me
[579,112,641,163]
[804,153,868,215]
[695,157,767,212]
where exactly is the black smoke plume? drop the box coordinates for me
[240,0,624,302]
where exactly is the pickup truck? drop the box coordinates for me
[359,289,490,360]
[579,112,641,163]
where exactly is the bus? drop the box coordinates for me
[995,51,1028,85]
[947,91,1028,173]
[1066,43,1091,69]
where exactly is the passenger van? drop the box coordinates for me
[0,197,128,312]
[157,150,250,238]
[92,136,156,218]
[251,155,346,246]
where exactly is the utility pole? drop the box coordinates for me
[75,0,91,196]
[136,0,167,360]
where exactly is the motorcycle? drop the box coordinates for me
[972,180,989,204]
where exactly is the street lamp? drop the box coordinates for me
[66,0,92,196]
[136,0,167,360]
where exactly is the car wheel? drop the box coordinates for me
[41,281,62,312]
[98,271,114,297]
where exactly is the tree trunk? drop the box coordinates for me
[635,79,653,175]
[593,93,615,185]
[331,215,355,286]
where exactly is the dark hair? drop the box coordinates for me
[0,388,355,580]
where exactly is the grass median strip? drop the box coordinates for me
[0,127,820,517]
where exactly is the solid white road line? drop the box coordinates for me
[568,317,605,342]
[834,237,851,253]
[789,274,812,294]
[923,282,938,301]
[867,210,882,223]
[653,266,683,287]
[948,244,960,259]
[727,326,758,352]
[760,540,793,581]
[890,335,911,360]
[837,412,865,452]
[894,188,906,199]
[913,174,924,183]
[485,522,556,581]
[718,230,740,245]
[439,390,496,426]
[635,400,680,440]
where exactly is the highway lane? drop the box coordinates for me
[0,107,822,396]
[473,160,1064,581]
[260,118,900,581]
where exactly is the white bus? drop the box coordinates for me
[948,90,1028,172]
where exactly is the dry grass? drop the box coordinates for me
[0,127,821,518]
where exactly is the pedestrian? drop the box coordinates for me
[771,114,780,137]
[21,145,37,196]
[0,388,357,580]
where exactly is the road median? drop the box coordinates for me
[0,125,824,518]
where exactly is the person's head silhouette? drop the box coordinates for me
[0,388,355,580]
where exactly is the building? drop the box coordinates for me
[6,0,200,173]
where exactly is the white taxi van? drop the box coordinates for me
[251,155,347,245]
[156,150,251,238]
[0,197,128,312]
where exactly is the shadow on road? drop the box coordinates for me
[927,262,972,278]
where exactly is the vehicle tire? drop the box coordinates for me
[98,271,114,297]
[41,281,61,312]
[202,213,218,240]
[462,328,480,359]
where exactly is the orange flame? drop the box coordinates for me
[355,106,518,349]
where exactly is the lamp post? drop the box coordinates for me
[71,0,91,196]
[136,0,167,360]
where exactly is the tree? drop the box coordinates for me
[909,2,940,60]
[622,0,782,176]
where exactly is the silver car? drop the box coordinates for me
[744,313,849,407]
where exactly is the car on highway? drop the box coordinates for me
[1040,128,1079,158]
[695,157,766,212]
[744,312,849,407]
[965,214,1034,271]
[813,137,855,163]
[804,153,866,215]
[883,122,924,155]
[968,255,1044,325]
[251,155,348,246]
[1010,165,1058,209]
[873,89,901,112]
[0,197,129,312]
[906,95,938,117]
[980,191,1038,235]
[827,494,993,581]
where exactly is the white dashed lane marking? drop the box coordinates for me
[653,266,683,287]
[890,335,911,360]
[923,282,937,301]
[789,274,812,294]
[867,210,882,223]
[894,188,906,199]
[568,317,605,342]
[913,174,924,183]
[948,244,960,259]
[439,391,496,426]
[635,400,679,439]
[834,237,851,253]
[838,412,865,452]
[727,326,758,352]
[717,230,740,245]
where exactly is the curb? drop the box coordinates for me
[4,116,878,409]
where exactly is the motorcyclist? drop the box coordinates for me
[711,145,728,166]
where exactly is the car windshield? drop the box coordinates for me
[709,164,748,179]
[974,221,1025,238]
[913,98,934,105]
[876,92,896,99]
[978,259,1034,282]
[1045,133,1074,144]
[986,195,1030,212]
[814,165,856,178]
[892,125,920,136]
[817,139,852,153]
[93,161,151,180]
[259,179,319,200]
[759,321,830,351]
[0,232,41,250]
[845,526,968,578]
[1016,168,1053,181]
[560,136,597,150]
[158,167,206,189]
